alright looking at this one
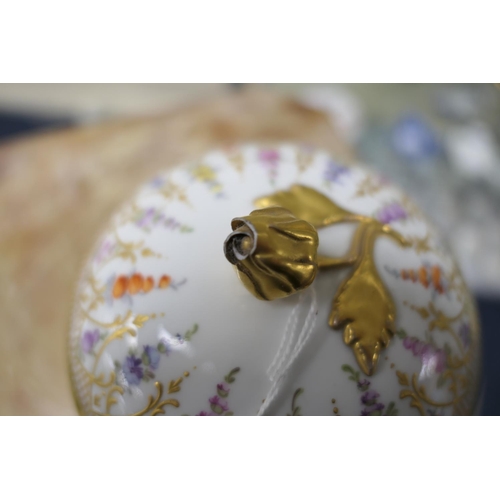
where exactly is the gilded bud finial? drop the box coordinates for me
[224,184,411,377]
[223,207,319,300]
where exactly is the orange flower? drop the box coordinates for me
[409,269,417,282]
[419,267,429,288]
[128,273,144,295]
[431,266,443,293]
[143,276,155,293]
[113,275,129,299]
[401,270,408,279]
[159,275,171,289]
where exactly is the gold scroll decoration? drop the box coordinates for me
[255,184,410,376]
[224,206,319,300]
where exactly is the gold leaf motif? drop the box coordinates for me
[330,226,397,375]
[256,184,362,228]
[396,370,409,386]
[405,302,430,319]
[254,184,409,376]
[398,295,480,415]
[105,386,124,414]
[73,309,153,414]
[406,234,432,254]
[168,377,183,394]
[133,314,150,328]
[331,223,408,376]
[399,389,426,415]
[141,248,156,257]
[133,381,182,416]
[192,164,217,182]
[354,175,386,198]
[160,179,190,206]
[296,148,315,173]
[227,151,244,174]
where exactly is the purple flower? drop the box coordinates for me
[324,160,349,183]
[165,217,180,230]
[94,240,115,265]
[357,379,371,391]
[123,355,143,385]
[361,390,380,406]
[361,402,385,416]
[403,334,447,375]
[377,202,408,224]
[209,395,229,415]
[142,345,160,370]
[149,177,165,188]
[217,383,230,398]
[459,323,471,349]
[137,207,155,228]
[81,329,100,354]
[403,336,426,357]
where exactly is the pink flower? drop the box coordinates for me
[217,383,230,398]
[436,351,446,373]
[209,395,229,415]
[94,239,115,265]
[412,340,424,356]
[403,337,416,350]
[259,149,280,164]
[422,349,446,374]
[402,335,446,374]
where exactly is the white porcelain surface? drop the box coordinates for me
[69,144,481,415]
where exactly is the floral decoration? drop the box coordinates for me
[375,201,408,224]
[342,364,398,416]
[323,159,350,186]
[109,273,186,300]
[396,328,446,376]
[115,323,198,389]
[81,329,101,354]
[132,206,193,233]
[287,388,304,416]
[385,264,448,295]
[196,367,240,416]
[191,164,224,197]
[258,149,280,185]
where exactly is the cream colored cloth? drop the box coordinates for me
[0,89,353,415]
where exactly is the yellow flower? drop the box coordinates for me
[192,164,216,182]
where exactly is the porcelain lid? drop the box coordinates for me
[69,143,481,415]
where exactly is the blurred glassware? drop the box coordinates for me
[297,85,365,145]
[390,113,442,164]
[444,121,500,187]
